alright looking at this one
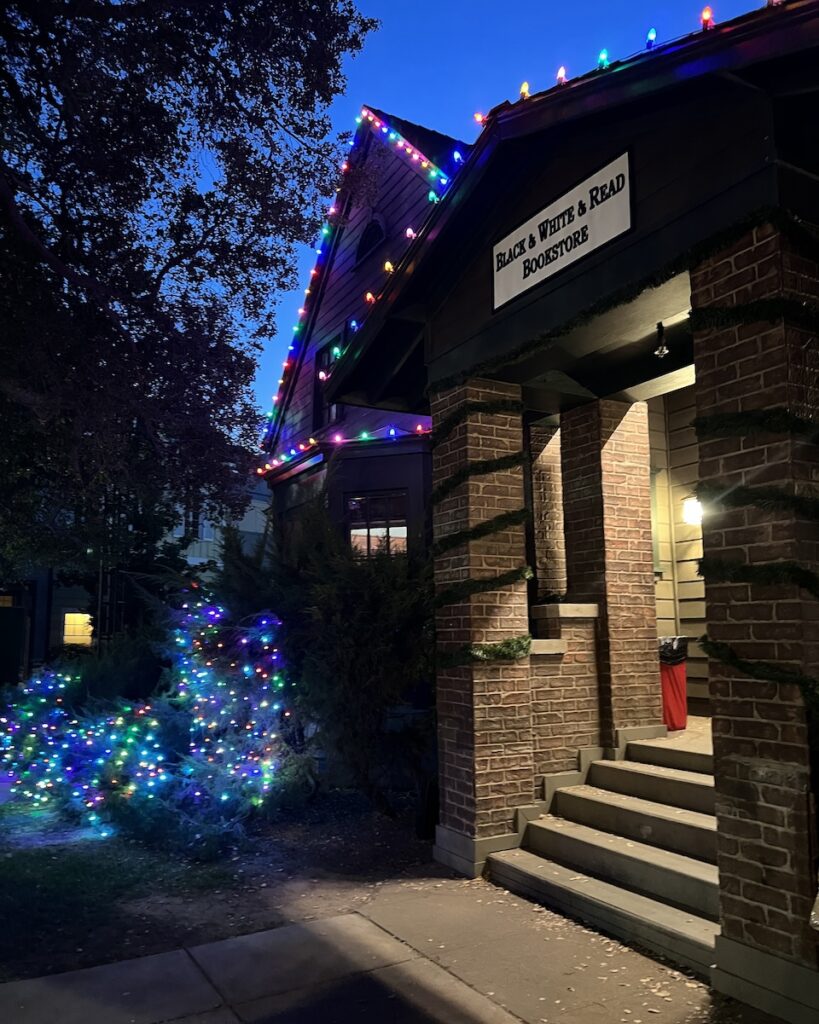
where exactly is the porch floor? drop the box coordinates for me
[665,714,713,755]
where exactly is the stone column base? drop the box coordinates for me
[433,824,519,878]
[711,936,819,1024]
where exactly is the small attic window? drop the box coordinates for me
[355,216,385,264]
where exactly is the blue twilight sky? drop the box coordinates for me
[254,0,756,410]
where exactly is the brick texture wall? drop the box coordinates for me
[560,399,662,745]
[531,619,600,778]
[691,222,819,968]
[431,379,534,839]
[529,424,567,600]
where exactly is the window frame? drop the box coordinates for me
[346,489,409,557]
[313,337,345,431]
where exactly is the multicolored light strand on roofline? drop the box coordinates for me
[256,422,431,476]
[1,593,295,834]
[261,107,456,453]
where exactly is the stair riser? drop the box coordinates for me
[589,763,716,815]
[489,855,716,978]
[627,743,714,775]
[525,826,719,920]
[553,790,717,863]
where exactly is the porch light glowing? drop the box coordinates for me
[557,66,567,85]
[701,6,713,29]
[683,497,704,526]
[598,49,609,69]
[520,81,530,100]
[646,27,657,49]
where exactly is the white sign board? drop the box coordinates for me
[492,152,631,309]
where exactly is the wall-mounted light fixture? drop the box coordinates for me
[682,497,704,526]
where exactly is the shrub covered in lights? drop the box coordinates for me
[1,589,311,858]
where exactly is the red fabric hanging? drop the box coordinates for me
[660,661,688,731]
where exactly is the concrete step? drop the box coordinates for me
[588,759,716,815]
[553,785,717,863]
[488,848,718,977]
[627,738,714,776]
[525,816,719,919]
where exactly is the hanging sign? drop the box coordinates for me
[492,152,631,309]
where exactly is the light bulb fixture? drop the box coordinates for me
[557,66,567,85]
[520,81,530,100]
[646,27,657,49]
[682,497,704,526]
[701,6,714,29]
[598,49,610,69]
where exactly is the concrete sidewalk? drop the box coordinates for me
[0,878,779,1024]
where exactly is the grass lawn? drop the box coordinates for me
[0,794,437,982]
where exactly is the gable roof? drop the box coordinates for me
[260,107,471,460]
[327,0,819,411]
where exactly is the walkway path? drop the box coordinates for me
[0,870,778,1024]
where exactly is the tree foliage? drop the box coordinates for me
[0,0,376,580]
[216,502,435,814]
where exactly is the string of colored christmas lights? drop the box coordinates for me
[255,423,432,476]
[260,106,458,459]
[1,593,295,836]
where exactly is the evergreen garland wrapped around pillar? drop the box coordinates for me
[694,406,819,820]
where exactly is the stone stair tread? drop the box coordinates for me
[592,759,715,788]
[627,738,713,775]
[488,848,718,976]
[529,815,719,882]
[564,784,717,830]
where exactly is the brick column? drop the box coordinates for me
[529,424,567,600]
[691,222,819,1005]
[560,399,663,749]
[430,378,534,876]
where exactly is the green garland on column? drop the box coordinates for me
[693,400,819,806]
[437,633,532,668]
[431,399,524,449]
[432,507,529,557]
[434,565,533,609]
[430,450,526,506]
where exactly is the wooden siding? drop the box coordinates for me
[276,133,442,451]
[649,386,707,701]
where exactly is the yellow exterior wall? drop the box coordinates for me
[648,386,708,701]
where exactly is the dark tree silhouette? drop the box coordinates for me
[0,0,376,579]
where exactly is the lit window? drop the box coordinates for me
[63,611,93,646]
[347,491,408,556]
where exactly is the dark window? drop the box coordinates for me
[347,491,408,556]
[313,340,344,431]
[355,217,385,264]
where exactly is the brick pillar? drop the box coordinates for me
[529,424,567,600]
[691,222,819,997]
[560,399,663,748]
[430,378,534,876]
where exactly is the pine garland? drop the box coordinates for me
[427,207,819,396]
[697,481,819,523]
[432,399,524,449]
[699,557,819,602]
[694,408,819,443]
[430,450,526,506]
[432,507,529,557]
[438,633,532,668]
[434,565,533,609]
[699,636,819,713]
[689,297,819,335]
